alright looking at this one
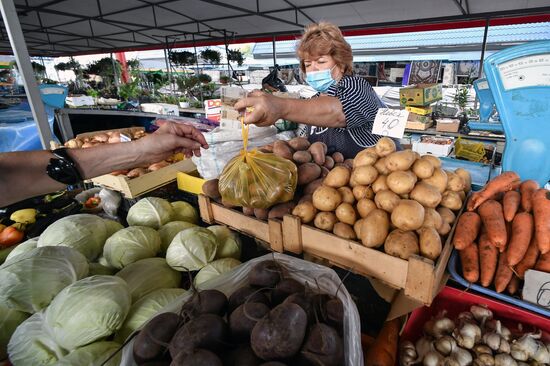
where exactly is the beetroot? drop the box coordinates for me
[260,363,287,366]
[133,312,181,364]
[301,323,344,366]
[224,345,262,366]
[324,298,344,332]
[170,348,223,366]
[283,292,314,322]
[271,278,305,305]
[182,289,228,317]
[169,314,228,358]
[228,286,270,314]
[229,302,270,340]
[249,260,283,287]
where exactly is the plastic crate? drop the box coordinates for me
[447,250,550,318]
[454,137,486,162]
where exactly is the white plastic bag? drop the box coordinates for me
[120,253,363,365]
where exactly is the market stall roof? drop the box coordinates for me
[1,0,549,57]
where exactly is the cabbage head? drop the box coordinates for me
[171,201,199,224]
[208,225,242,260]
[0,246,89,313]
[37,214,109,260]
[57,341,121,366]
[103,226,161,269]
[194,258,241,286]
[8,312,66,366]
[116,258,182,302]
[88,263,116,276]
[4,237,38,262]
[158,221,196,254]
[44,275,131,351]
[127,197,174,229]
[0,303,29,360]
[103,219,124,237]
[115,288,185,343]
[166,227,218,271]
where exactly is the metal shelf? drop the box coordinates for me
[405,127,506,142]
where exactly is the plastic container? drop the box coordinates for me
[454,137,486,162]
[439,156,491,191]
[176,170,206,194]
[447,250,550,318]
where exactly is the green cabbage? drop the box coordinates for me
[88,263,116,276]
[103,226,161,269]
[158,221,196,254]
[0,303,29,360]
[127,197,174,229]
[115,288,185,343]
[0,246,89,313]
[103,219,124,237]
[4,238,38,262]
[44,275,131,351]
[37,214,109,260]
[57,341,121,366]
[166,227,218,271]
[194,258,241,286]
[8,312,66,366]
[171,201,199,224]
[116,258,182,302]
[208,225,242,260]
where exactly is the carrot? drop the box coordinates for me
[507,275,521,295]
[365,318,400,366]
[459,242,480,283]
[478,200,508,252]
[520,180,539,213]
[532,188,550,254]
[494,252,514,293]
[502,191,521,222]
[467,171,521,211]
[506,212,534,266]
[479,231,499,287]
[515,237,540,279]
[452,212,481,250]
[535,252,550,273]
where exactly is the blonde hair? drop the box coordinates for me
[296,22,353,75]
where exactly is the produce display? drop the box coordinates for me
[399,304,550,366]
[453,172,550,294]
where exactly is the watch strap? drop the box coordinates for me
[46,148,83,185]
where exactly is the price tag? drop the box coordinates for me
[372,108,409,139]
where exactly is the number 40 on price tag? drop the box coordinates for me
[372,108,409,139]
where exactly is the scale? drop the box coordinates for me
[39,84,67,109]
[484,40,550,186]
[467,78,504,133]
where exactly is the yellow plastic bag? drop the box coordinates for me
[218,117,297,209]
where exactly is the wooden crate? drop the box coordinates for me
[198,195,284,253]
[76,126,144,140]
[91,159,196,198]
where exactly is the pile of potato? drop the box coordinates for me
[291,137,472,262]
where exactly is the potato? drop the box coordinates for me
[353,149,378,168]
[437,207,456,225]
[385,150,416,172]
[323,156,335,169]
[320,166,330,177]
[445,171,465,192]
[127,167,147,178]
[349,174,358,188]
[292,201,318,223]
[314,212,338,231]
[308,142,327,165]
[243,207,255,216]
[375,137,396,157]
[354,219,364,238]
[422,208,443,230]
[351,165,378,185]
[337,186,355,204]
[412,158,435,179]
[410,182,442,208]
[273,140,294,160]
[333,222,356,240]
[254,208,269,220]
[312,186,342,212]
[335,203,357,225]
[298,194,312,204]
[293,150,312,164]
[437,221,451,236]
[440,191,462,211]
[422,168,448,193]
[455,168,472,193]
[324,166,351,188]
[298,163,322,185]
[304,178,324,196]
[374,157,391,175]
[384,230,419,260]
[413,152,421,160]
[332,152,344,163]
[372,175,389,194]
[374,190,401,213]
[386,171,417,195]
[343,159,354,169]
[421,154,441,168]
[360,209,390,248]
[391,200,425,231]
[418,227,442,261]
[288,137,310,151]
[202,179,221,199]
[353,185,375,201]
[458,190,466,201]
[148,161,168,171]
[268,202,296,220]
[357,199,377,218]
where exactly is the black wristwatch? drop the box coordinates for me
[46,148,83,185]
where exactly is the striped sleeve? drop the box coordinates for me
[336,77,381,130]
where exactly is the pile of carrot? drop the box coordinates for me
[452,172,550,295]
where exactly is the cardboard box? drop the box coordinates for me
[412,135,454,157]
[436,118,461,133]
[400,84,443,106]
[406,106,432,116]
[408,113,432,123]
[406,120,433,131]
[205,99,222,122]
[523,270,550,309]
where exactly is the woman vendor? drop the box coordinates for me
[234,22,388,158]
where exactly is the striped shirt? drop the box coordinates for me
[297,75,385,158]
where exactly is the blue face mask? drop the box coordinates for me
[306,66,336,93]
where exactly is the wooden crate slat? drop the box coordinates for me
[209,202,270,242]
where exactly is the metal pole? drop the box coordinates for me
[40,57,49,80]
[164,37,173,93]
[224,30,231,83]
[192,34,203,104]
[272,35,277,66]
[478,18,490,79]
[110,53,119,88]
[0,0,52,148]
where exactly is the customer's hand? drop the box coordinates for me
[234,90,285,127]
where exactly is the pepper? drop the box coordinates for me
[0,226,24,248]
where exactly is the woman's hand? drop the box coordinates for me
[233,90,286,127]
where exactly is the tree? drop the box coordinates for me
[169,51,196,67]
[227,49,244,66]
[84,57,121,87]
[200,49,221,65]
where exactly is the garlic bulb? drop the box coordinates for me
[436,336,458,356]
[495,354,518,366]
[424,350,445,366]
[474,353,496,366]
[471,305,493,324]
[454,323,482,349]
[400,340,417,366]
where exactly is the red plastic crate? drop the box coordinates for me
[401,286,550,343]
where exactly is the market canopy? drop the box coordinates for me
[0,0,549,57]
